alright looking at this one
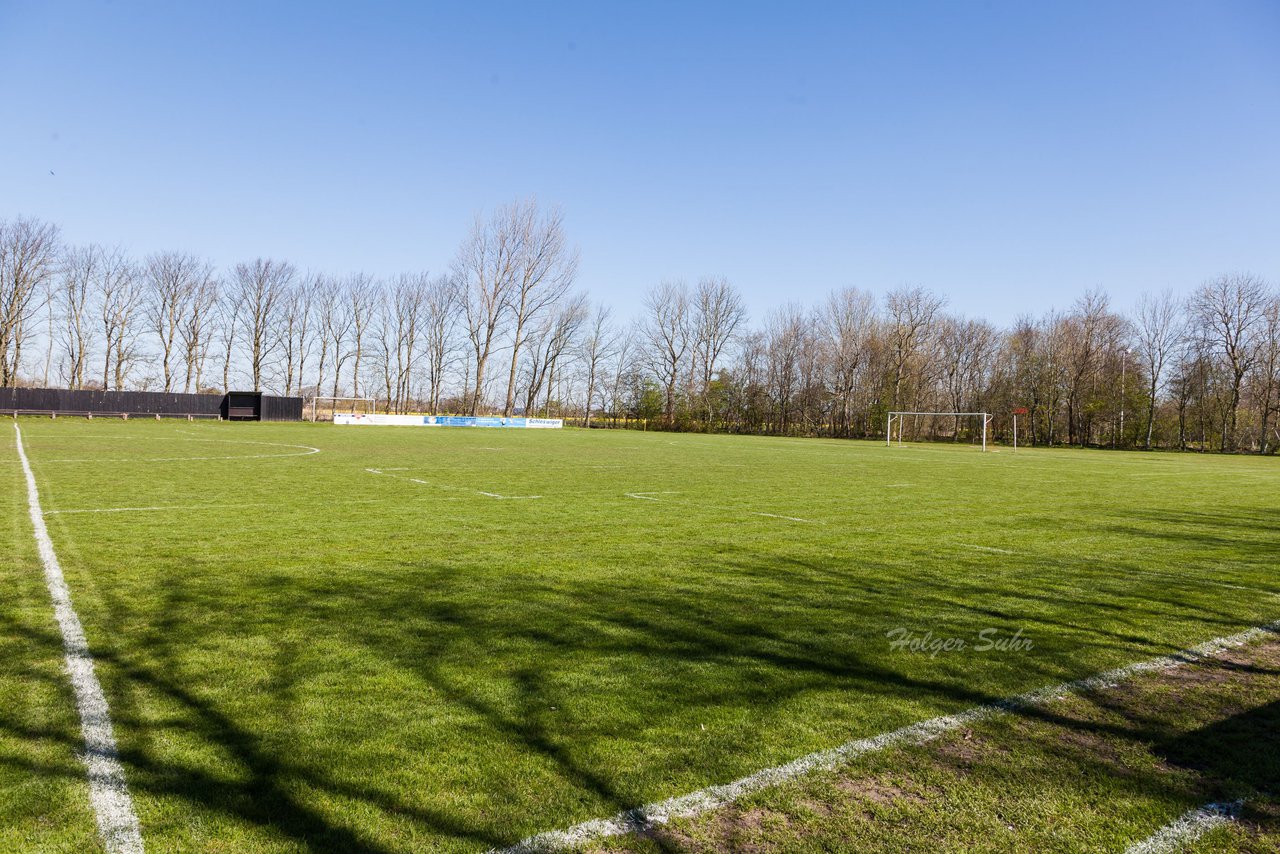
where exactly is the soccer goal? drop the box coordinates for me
[887,411,994,451]
[306,396,376,422]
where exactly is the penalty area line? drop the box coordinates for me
[491,620,1278,853]
[14,425,144,854]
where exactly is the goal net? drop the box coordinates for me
[306,396,376,422]
[887,411,994,451]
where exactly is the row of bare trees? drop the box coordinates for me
[3,210,1276,452]
[631,275,1278,453]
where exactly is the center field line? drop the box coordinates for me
[1123,800,1242,854]
[13,425,144,854]
[491,621,1278,853]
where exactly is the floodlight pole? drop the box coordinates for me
[1013,413,1017,453]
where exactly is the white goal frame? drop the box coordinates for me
[306,396,376,422]
[887,411,994,452]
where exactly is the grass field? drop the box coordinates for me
[1,419,1277,852]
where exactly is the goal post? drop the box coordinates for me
[305,396,376,422]
[886,411,994,451]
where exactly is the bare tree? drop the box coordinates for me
[1134,290,1183,450]
[311,276,341,400]
[57,245,100,389]
[371,284,396,410]
[179,273,218,393]
[1251,293,1280,454]
[822,287,877,437]
[217,286,244,393]
[764,304,810,433]
[691,276,747,421]
[146,251,212,392]
[96,249,144,390]
[641,281,692,425]
[232,258,294,392]
[1188,273,1269,451]
[346,273,377,398]
[499,200,579,416]
[0,217,61,386]
[1060,290,1117,446]
[938,315,997,436]
[578,303,617,427]
[454,208,520,414]
[885,285,945,409]
[278,277,316,398]
[523,293,587,415]
[380,274,427,411]
[421,275,459,413]
[318,277,355,400]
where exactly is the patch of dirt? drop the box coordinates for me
[833,775,927,807]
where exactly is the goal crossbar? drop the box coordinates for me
[887,411,994,452]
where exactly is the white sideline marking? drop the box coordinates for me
[1123,801,1242,854]
[14,425,144,854]
[624,491,677,502]
[960,544,1014,555]
[491,621,1278,853]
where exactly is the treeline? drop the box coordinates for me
[2,206,1277,452]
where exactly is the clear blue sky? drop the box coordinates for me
[2,1,1278,325]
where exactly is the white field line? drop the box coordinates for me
[752,512,817,523]
[42,437,321,464]
[45,504,265,515]
[1124,801,1242,854]
[14,425,144,854]
[624,491,818,524]
[491,622,1279,853]
[1122,566,1280,597]
[43,497,402,516]
[366,468,541,499]
[959,544,1015,555]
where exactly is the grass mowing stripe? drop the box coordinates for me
[13,424,144,854]
[1123,801,1243,854]
[494,621,1278,854]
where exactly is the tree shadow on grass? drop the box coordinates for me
[11,504,1280,853]
[1158,699,1280,816]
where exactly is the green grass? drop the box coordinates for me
[2,419,1278,851]
[597,634,1280,853]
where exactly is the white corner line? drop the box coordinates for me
[1123,800,1242,854]
[14,425,144,854]
[491,622,1277,853]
